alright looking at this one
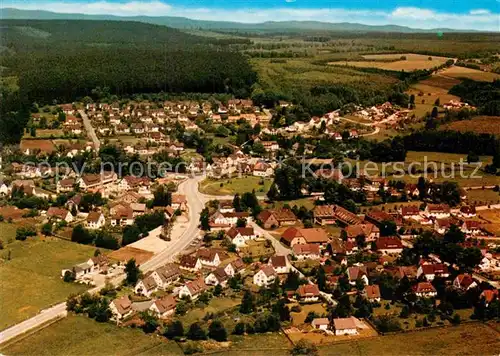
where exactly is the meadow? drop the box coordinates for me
[0,226,100,329]
[329,53,450,71]
[440,66,500,82]
[439,116,500,137]
[199,176,273,196]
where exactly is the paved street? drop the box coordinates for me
[79,109,100,151]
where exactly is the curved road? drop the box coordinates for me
[0,176,205,345]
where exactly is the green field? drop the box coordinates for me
[317,322,500,356]
[177,296,242,326]
[200,176,273,196]
[0,229,100,329]
[1,315,183,355]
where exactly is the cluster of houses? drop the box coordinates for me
[206,150,276,178]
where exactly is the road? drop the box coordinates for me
[0,176,205,345]
[79,109,100,151]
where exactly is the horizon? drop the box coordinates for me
[1,0,500,31]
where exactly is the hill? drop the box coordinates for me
[0,8,480,33]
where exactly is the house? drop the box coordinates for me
[311,318,330,331]
[333,317,358,336]
[211,211,251,227]
[205,267,229,287]
[480,289,499,306]
[178,278,207,300]
[110,296,133,320]
[218,201,235,213]
[453,274,477,291]
[412,282,437,298]
[226,227,257,247]
[345,223,380,242]
[268,255,291,274]
[313,205,361,226]
[253,265,277,287]
[171,194,187,211]
[86,211,105,230]
[417,263,450,281]
[425,204,451,218]
[197,248,225,267]
[375,237,404,254]
[46,207,73,223]
[149,295,176,318]
[252,161,273,177]
[281,227,330,248]
[179,255,203,272]
[296,284,320,303]
[0,180,8,195]
[292,244,321,260]
[400,206,421,220]
[258,209,297,229]
[434,218,452,234]
[56,178,75,193]
[461,220,482,235]
[460,205,476,218]
[110,207,134,227]
[223,258,245,277]
[134,275,160,297]
[364,285,381,302]
[347,266,369,286]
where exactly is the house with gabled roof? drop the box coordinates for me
[226,226,257,247]
[292,244,321,260]
[253,265,277,287]
[110,296,133,320]
[268,255,291,274]
[47,207,73,223]
[347,266,368,286]
[205,267,229,287]
[363,284,381,302]
[178,278,207,300]
[453,274,477,291]
[149,295,176,318]
[178,254,202,272]
[417,263,450,281]
[412,282,437,298]
[296,284,320,303]
[258,208,297,229]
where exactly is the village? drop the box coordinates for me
[0,96,499,353]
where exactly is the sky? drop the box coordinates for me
[3,0,500,30]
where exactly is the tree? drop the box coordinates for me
[71,224,93,245]
[141,311,159,333]
[232,194,242,212]
[208,320,227,341]
[164,320,184,338]
[125,258,141,285]
[94,231,120,250]
[15,226,36,241]
[41,223,53,236]
[443,224,465,244]
[292,339,318,356]
[187,322,207,340]
[233,322,245,335]
[63,269,76,283]
[239,290,255,314]
[467,152,479,163]
[213,284,223,296]
[236,217,246,228]
[266,183,279,202]
[199,208,211,231]
[380,220,397,236]
[175,301,188,315]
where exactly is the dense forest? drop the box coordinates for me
[0,20,257,105]
[449,79,500,116]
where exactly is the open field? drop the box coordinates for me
[440,66,500,82]
[0,235,99,329]
[108,246,154,265]
[329,53,450,71]
[199,176,272,196]
[22,129,65,139]
[317,322,500,356]
[417,75,461,90]
[0,315,183,355]
[407,82,461,117]
[467,189,500,205]
[439,116,500,137]
[177,296,242,326]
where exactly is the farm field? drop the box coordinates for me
[0,233,100,329]
[22,129,65,139]
[317,322,500,356]
[439,116,500,137]
[407,82,461,117]
[329,53,450,71]
[467,189,500,205]
[440,66,500,82]
[0,315,184,355]
[199,176,272,196]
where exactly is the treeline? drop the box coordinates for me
[4,47,256,105]
[403,130,499,156]
[449,79,500,116]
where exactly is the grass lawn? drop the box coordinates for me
[0,236,101,329]
[200,176,272,196]
[239,240,275,260]
[178,296,242,326]
[291,303,328,326]
[317,322,500,355]
[0,222,19,245]
[267,198,316,211]
[1,315,183,355]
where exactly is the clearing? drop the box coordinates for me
[329,53,450,71]
[440,66,500,82]
[0,233,100,329]
[200,176,272,196]
[439,116,500,137]
[0,314,183,355]
[317,322,500,355]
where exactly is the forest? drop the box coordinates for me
[449,79,500,116]
[0,20,257,105]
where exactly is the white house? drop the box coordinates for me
[223,258,245,277]
[178,278,207,300]
[226,226,257,247]
[296,284,320,303]
[292,244,321,260]
[197,248,223,267]
[333,317,358,336]
[268,255,291,274]
[110,296,133,320]
[312,318,330,331]
[253,265,277,287]
[412,282,437,298]
[204,267,229,287]
[47,207,74,223]
[0,180,8,195]
[86,211,105,230]
[149,295,176,318]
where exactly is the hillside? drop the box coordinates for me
[0,19,256,105]
[0,8,480,33]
